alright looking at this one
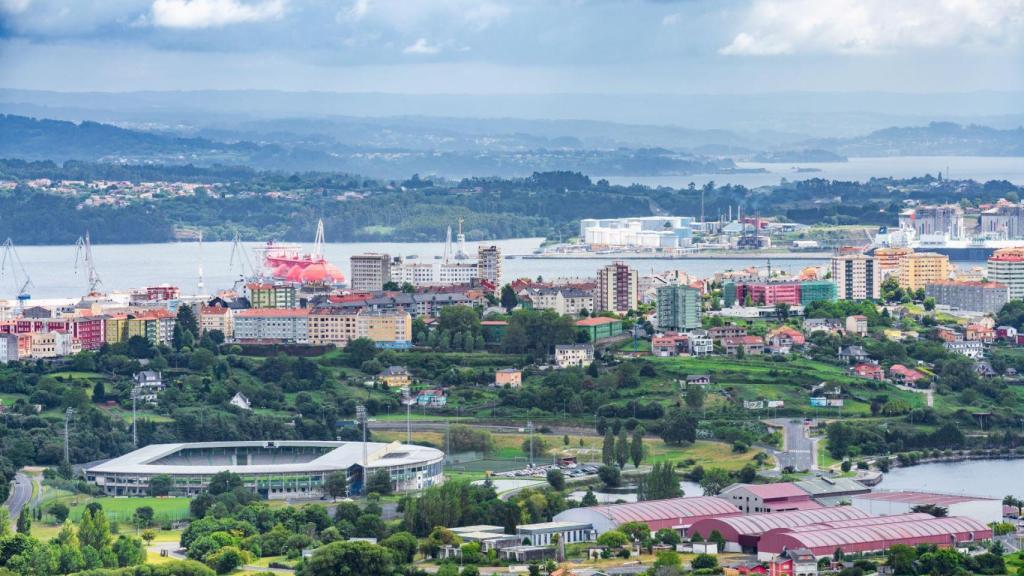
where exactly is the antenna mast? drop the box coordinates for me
[74,231,102,293]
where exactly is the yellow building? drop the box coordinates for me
[874,247,914,277]
[199,306,234,337]
[356,309,412,348]
[308,306,359,346]
[898,252,951,291]
[104,314,130,344]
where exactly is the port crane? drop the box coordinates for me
[228,230,260,292]
[74,231,103,293]
[0,238,32,309]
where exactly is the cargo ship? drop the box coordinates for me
[254,220,346,284]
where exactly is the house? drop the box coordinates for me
[709,325,748,340]
[944,340,985,359]
[889,364,926,385]
[687,329,714,356]
[416,389,447,407]
[555,344,594,368]
[765,326,805,354]
[837,345,869,364]
[378,366,412,388]
[686,374,712,386]
[769,548,818,576]
[230,392,251,410]
[651,333,689,357]
[852,363,884,380]
[965,323,995,343]
[974,361,998,378]
[996,326,1018,341]
[495,368,522,387]
[132,370,164,403]
[722,335,764,355]
[803,318,842,335]
[725,562,768,576]
[845,314,868,336]
[936,326,961,343]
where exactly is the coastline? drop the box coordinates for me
[519,251,833,260]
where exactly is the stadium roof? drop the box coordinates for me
[689,506,869,538]
[853,491,996,505]
[759,516,992,555]
[85,440,443,475]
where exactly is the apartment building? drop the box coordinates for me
[477,245,503,288]
[987,247,1024,300]
[656,285,701,331]
[898,252,951,291]
[595,262,639,314]
[233,309,310,343]
[925,281,1009,314]
[350,253,392,292]
[831,252,880,301]
[199,306,234,337]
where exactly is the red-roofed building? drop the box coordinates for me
[965,323,995,343]
[851,490,1002,525]
[765,326,805,354]
[852,363,884,380]
[687,506,869,552]
[576,316,624,342]
[72,315,106,350]
[719,483,821,514]
[888,364,926,385]
[652,333,689,357]
[722,335,764,355]
[553,496,742,534]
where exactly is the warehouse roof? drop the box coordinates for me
[590,497,740,524]
[760,516,991,553]
[853,490,996,505]
[723,482,809,500]
[794,476,870,497]
[689,506,868,537]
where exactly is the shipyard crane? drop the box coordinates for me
[74,231,103,293]
[0,238,32,309]
[228,230,259,291]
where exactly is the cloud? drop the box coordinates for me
[0,0,31,14]
[150,0,285,29]
[721,0,1024,56]
[661,12,680,26]
[402,37,440,54]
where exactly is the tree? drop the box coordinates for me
[775,303,791,320]
[325,471,348,499]
[546,469,565,491]
[445,425,495,454]
[691,554,718,570]
[615,427,629,469]
[500,284,519,312]
[344,338,377,367]
[637,461,682,501]
[596,530,629,548]
[698,468,731,496]
[887,544,917,575]
[112,535,146,567]
[49,502,70,523]
[16,507,31,534]
[92,380,106,403]
[597,464,621,488]
[602,428,615,466]
[303,540,396,576]
[684,385,704,410]
[207,470,243,495]
[78,507,112,550]
[133,506,155,529]
[630,426,644,468]
[149,473,173,496]
[382,531,419,564]
[708,530,726,550]
[655,528,681,547]
[366,469,393,495]
[581,488,598,506]
[659,409,698,445]
[206,546,246,574]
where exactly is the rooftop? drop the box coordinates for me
[576,317,621,327]
[853,490,996,505]
[235,308,309,318]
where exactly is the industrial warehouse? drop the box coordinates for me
[84,440,445,498]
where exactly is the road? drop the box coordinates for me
[149,542,295,574]
[765,418,817,472]
[367,420,596,436]
[4,472,34,521]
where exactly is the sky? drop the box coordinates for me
[0,0,1022,94]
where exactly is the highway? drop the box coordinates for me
[765,418,817,472]
[3,472,33,522]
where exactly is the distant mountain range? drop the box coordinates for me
[0,112,1021,178]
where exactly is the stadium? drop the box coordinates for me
[84,440,445,499]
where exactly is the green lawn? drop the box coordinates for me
[67,497,191,523]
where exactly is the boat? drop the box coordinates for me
[254,220,346,284]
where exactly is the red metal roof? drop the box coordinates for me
[731,483,809,501]
[577,317,621,327]
[689,506,868,539]
[854,491,996,505]
[763,513,934,536]
[759,516,992,555]
[589,496,741,525]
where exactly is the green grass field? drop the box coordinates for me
[68,497,192,523]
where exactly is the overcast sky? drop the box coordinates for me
[1,0,1022,94]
